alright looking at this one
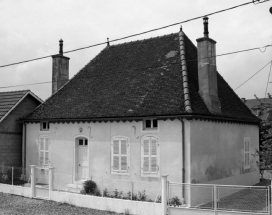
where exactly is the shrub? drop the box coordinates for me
[138,190,147,201]
[113,189,123,199]
[103,189,110,197]
[169,196,182,206]
[82,180,97,195]
[155,195,161,203]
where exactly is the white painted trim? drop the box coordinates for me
[0,91,43,123]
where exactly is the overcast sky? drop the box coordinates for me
[0,0,271,101]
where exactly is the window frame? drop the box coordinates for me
[111,136,130,175]
[39,135,50,167]
[40,121,50,131]
[143,119,159,131]
[244,137,250,169]
[141,135,160,177]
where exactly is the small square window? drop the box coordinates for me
[40,121,50,131]
[146,120,152,128]
[79,139,83,146]
[143,119,158,130]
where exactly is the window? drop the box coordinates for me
[39,136,50,166]
[79,138,88,146]
[143,119,158,130]
[40,121,50,131]
[244,137,250,169]
[111,137,130,174]
[141,135,160,177]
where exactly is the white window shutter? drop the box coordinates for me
[113,140,120,171]
[151,137,158,173]
[141,136,160,176]
[143,138,150,173]
[39,138,44,165]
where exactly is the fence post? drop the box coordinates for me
[49,167,54,200]
[11,167,14,185]
[102,177,104,197]
[131,180,133,200]
[214,185,217,212]
[30,165,36,198]
[270,179,272,215]
[162,175,168,215]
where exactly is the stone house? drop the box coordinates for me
[22,18,260,196]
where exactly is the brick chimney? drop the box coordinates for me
[52,39,70,95]
[196,17,221,114]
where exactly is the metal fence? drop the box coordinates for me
[168,182,270,213]
[0,162,27,186]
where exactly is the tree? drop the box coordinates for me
[254,95,272,168]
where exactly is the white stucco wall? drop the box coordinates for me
[25,119,183,198]
[189,119,259,185]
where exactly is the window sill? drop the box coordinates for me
[142,128,159,132]
[141,173,160,178]
[111,171,129,176]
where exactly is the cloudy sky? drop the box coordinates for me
[0,0,271,101]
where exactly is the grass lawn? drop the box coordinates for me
[0,192,121,215]
[199,179,270,212]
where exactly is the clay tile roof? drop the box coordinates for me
[0,90,43,122]
[24,32,260,123]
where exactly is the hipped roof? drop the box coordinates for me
[23,32,260,123]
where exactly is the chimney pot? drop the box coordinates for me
[59,39,63,55]
[196,18,221,114]
[203,17,209,37]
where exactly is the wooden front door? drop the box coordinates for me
[77,138,89,180]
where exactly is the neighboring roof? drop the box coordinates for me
[244,98,272,120]
[245,98,272,110]
[0,90,43,123]
[24,32,260,123]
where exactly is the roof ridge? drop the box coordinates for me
[0,89,30,94]
[179,29,192,113]
[110,32,179,47]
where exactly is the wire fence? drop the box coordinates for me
[168,182,270,213]
[0,162,27,186]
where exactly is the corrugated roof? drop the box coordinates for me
[24,32,260,123]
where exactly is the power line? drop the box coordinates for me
[264,62,272,101]
[1,43,271,90]
[234,60,272,91]
[0,0,269,69]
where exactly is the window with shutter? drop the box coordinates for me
[111,136,130,175]
[39,136,50,166]
[244,137,250,169]
[141,135,160,177]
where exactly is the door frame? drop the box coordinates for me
[73,135,89,183]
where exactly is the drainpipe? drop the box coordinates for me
[22,122,26,179]
[181,118,185,200]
